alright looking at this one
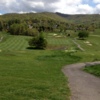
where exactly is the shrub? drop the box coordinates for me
[29,34,47,49]
[78,31,89,39]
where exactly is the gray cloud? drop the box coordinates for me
[0,0,100,14]
[94,4,100,14]
[18,0,57,12]
[0,0,59,13]
[28,0,60,3]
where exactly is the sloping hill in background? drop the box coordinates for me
[0,12,100,24]
[56,12,100,25]
[0,12,100,35]
[0,12,68,23]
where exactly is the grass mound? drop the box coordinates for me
[84,65,100,77]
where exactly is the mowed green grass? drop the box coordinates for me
[76,36,100,52]
[0,35,30,51]
[92,29,100,35]
[74,35,100,62]
[84,65,100,77]
[46,33,77,50]
[0,33,77,51]
[0,34,80,100]
[68,31,100,76]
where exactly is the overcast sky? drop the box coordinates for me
[0,0,100,15]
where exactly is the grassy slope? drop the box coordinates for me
[0,32,100,99]
[93,29,100,35]
[0,34,80,100]
[1,12,68,23]
[71,31,100,76]
[74,35,100,62]
[0,35,30,51]
[84,65,100,77]
[46,33,76,50]
[56,13,100,24]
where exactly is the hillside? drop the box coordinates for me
[0,12,68,22]
[0,12,100,36]
[56,12,100,25]
[1,12,100,25]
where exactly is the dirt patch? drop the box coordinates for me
[47,45,67,50]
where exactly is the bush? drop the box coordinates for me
[78,31,89,39]
[29,34,47,49]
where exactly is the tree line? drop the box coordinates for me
[0,13,97,36]
[0,18,69,36]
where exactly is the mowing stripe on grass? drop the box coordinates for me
[0,35,30,51]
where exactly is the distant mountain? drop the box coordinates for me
[1,12,100,25]
[0,12,71,35]
[56,12,100,25]
[0,12,100,32]
[56,12,70,18]
[0,12,68,23]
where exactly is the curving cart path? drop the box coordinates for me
[62,61,100,100]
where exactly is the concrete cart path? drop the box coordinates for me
[62,61,100,100]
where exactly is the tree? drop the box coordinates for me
[9,23,27,35]
[29,34,47,49]
[0,21,3,31]
[25,28,39,36]
[78,31,89,39]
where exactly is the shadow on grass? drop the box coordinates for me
[27,47,44,50]
[77,38,86,40]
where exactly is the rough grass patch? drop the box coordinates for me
[84,65,100,77]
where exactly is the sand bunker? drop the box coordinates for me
[53,34,57,36]
[55,36,62,38]
[84,41,92,46]
[84,41,90,44]
[87,44,92,46]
